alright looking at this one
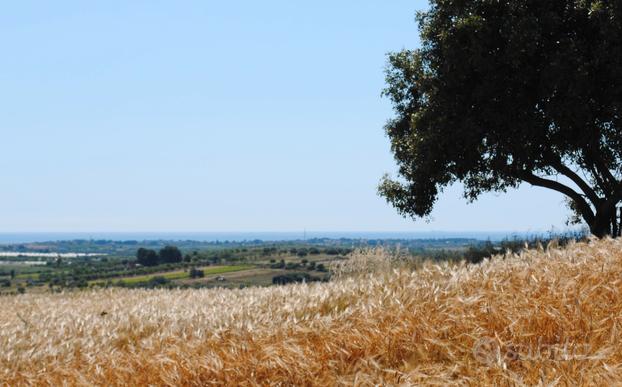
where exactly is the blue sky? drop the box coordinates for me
[0,1,571,232]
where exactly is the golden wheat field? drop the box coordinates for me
[1,238,622,386]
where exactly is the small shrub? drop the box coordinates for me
[189,267,205,279]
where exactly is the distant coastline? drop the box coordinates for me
[0,230,577,244]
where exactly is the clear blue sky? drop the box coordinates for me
[0,1,571,232]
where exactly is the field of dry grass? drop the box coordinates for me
[1,238,622,385]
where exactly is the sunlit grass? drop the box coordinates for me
[15,272,40,280]
[2,239,622,385]
[88,264,254,285]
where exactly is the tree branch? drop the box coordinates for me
[550,160,600,207]
[585,149,616,193]
[587,163,608,195]
[516,171,595,224]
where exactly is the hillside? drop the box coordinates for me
[1,238,621,385]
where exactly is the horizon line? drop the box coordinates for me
[0,229,580,235]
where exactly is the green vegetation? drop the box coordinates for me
[136,248,159,266]
[189,267,204,279]
[380,0,622,237]
[0,239,359,293]
[0,234,584,294]
[97,264,253,286]
[136,246,182,266]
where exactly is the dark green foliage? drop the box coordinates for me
[285,262,301,270]
[272,272,313,285]
[136,245,183,267]
[136,248,158,266]
[380,0,622,237]
[325,248,352,255]
[270,259,286,269]
[262,247,277,255]
[189,267,204,278]
[148,276,170,286]
[0,279,10,287]
[159,246,183,264]
[464,241,497,264]
[316,263,327,272]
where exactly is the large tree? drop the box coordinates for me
[136,248,158,267]
[379,0,622,237]
[158,246,182,264]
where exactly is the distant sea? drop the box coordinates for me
[0,231,559,244]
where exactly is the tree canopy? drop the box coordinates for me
[159,246,183,264]
[380,0,622,237]
[136,248,158,267]
[136,246,182,266]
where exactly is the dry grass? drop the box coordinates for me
[2,238,622,385]
[329,246,413,279]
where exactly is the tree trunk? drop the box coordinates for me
[590,206,616,238]
[590,220,610,238]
